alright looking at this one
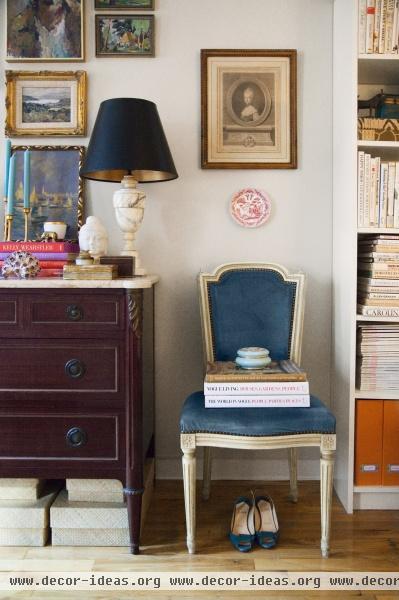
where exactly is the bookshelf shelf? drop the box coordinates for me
[355,389,399,399]
[356,315,399,322]
[358,227,399,233]
[354,485,399,493]
[357,141,399,149]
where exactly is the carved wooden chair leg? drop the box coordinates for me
[320,435,336,558]
[181,434,197,554]
[202,447,212,500]
[288,447,298,503]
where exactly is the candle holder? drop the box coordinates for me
[5,215,13,242]
[23,207,31,242]
[3,197,7,241]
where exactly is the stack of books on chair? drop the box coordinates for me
[0,241,79,278]
[356,323,399,391]
[358,234,399,317]
[204,360,310,408]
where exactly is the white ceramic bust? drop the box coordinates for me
[78,216,108,262]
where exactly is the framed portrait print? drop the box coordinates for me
[95,0,154,9]
[201,49,297,169]
[95,15,154,56]
[8,146,84,241]
[6,0,84,62]
[5,71,87,137]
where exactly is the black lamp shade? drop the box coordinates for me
[80,98,178,183]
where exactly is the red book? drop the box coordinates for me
[39,261,70,269]
[0,242,79,254]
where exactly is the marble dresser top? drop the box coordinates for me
[0,276,159,289]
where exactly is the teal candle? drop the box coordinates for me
[3,140,11,199]
[23,150,31,209]
[6,155,16,216]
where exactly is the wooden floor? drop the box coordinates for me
[1,480,399,599]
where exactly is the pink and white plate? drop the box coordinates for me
[230,188,272,228]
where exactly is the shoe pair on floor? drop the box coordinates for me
[229,493,279,552]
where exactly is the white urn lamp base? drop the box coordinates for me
[113,176,147,276]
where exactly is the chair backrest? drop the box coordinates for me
[198,262,306,367]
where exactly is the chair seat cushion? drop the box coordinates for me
[180,391,335,436]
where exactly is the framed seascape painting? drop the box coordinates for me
[9,146,84,241]
[95,0,154,9]
[95,15,154,57]
[5,71,87,137]
[6,0,84,62]
[201,49,297,169]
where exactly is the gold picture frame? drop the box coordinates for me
[5,71,87,137]
[201,49,297,169]
[6,145,85,242]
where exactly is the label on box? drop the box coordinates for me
[361,464,379,472]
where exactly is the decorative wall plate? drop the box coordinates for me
[230,188,272,228]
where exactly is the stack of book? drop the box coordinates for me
[357,152,399,229]
[359,0,399,54]
[0,241,79,278]
[204,360,310,408]
[356,323,399,390]
[358,234,399,316]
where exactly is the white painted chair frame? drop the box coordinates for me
[180,263,336,557]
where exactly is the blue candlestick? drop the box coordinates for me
[3,140,11,199]
[6,155,16,216]
[23,150,31,209]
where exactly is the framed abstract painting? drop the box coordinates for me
[5,71,87,137]
[6,0,84,62]
[201,49,297,169]
[8,146,84,241]
[95,14,154,56]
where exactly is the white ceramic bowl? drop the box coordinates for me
[43,221,67,240]
[235,355,272,369]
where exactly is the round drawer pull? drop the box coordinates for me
[66,427,87,448]
[66,304,83,321]
[65,358,86,379]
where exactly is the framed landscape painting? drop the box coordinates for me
[95,15,154,57]
[9,146,84,242]
[6,0,84,62]
[95,0,154,9]
[201,49,297,169]
[5,71,87,137]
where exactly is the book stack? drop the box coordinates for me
[359,0,399,54]
[356,323,399,390]
[204,360,310,408]
[358,234,399,316]
[357,152,399,228]
[0,241,79,277]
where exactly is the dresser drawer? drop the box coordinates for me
[0,294,21,333]
[25,291,125,337]
[0,341,120,393]
[0,414,119,460]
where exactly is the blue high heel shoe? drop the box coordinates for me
[254,494,279,549]
[229,496,255,552]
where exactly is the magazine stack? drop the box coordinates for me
[204,355,310,409]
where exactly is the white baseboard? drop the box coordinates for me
[156,457,321,481]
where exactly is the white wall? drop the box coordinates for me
[0,0,333,479]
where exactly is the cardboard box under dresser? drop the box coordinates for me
[0,276,158,554]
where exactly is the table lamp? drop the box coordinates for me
[80,98,178,275]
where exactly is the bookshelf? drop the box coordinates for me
[332,0,399,512]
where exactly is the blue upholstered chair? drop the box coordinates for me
[180,263,336,557]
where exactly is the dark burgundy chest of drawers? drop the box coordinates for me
[0,279,157,554]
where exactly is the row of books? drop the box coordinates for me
[357,152,399,229]
[359,0,399,54]
[0,241,79,278]
[358,234,399,316]
[356,323,399,390]
[204,360,310,408]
